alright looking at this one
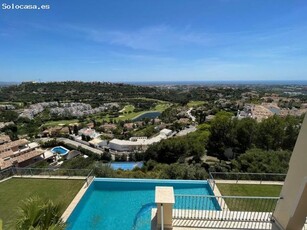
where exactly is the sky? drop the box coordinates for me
[0,0,307,82]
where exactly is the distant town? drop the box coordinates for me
[0,81,305,177]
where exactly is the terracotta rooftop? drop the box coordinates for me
[15,149,43,163]
[0,139,29,152]
[0,158,13,170]
[0,149,43,170]
[0,149,14,159]
[0,135,11,144]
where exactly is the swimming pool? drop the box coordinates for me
[66,178,219,230]
[51,146,69,156]
[110,162,143,170]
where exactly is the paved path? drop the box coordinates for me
[187,107,196,122]
[38,137,104,155]
[176,126,197,136]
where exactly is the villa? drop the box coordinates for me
[78,128,100,139]
[1,117,307,230]
[63,116,307,230]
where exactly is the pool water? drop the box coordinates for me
[67,178,219,230]
[132,112,161,122]
[51,146,69,155]
[110,162,143,170]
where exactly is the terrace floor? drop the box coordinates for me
[173,217,272,230]
[0,177,84,229]
[172,183,283,230]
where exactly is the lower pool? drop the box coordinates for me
[110,162,143,170]
[67,178,219,230]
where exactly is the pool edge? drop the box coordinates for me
[61,177,94,222]
[94,177,210,184]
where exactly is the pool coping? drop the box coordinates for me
[94,177,211,184]
[61,177,95,222]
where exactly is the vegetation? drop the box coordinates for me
[207,112,302,157]
[187,100,205,107]
[231,149,291,173]
[0,178,84,228]
[1,81,305,177]
[143,125,209,164]
[14,196,65,230]
[93,161,208,180]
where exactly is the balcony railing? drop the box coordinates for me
[0,167,14,180]
[173,194,280,222]
[209,172,286,182]
[0,167,93,186]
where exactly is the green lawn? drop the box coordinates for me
[102,102,171,122]
[154,103,171,112]
[0,178,84,229]
[122,97,169,103]
[43,119,79,127]
[187,100,205,107]
[120,104,135,113]
[217,183,282,212]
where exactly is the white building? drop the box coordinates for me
[109,129,172,152]
[78,128,100,139]
[88,138,108,148]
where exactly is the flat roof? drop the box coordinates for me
[89,138,105,145]
[109,133,167,146]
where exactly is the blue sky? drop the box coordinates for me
[1,0,307,82]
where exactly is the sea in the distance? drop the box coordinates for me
[127,80,307,86]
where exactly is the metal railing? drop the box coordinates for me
[0,167,14,181]
[1,167,93,185]
[209,172,286,183]
[173,194,280,222]
[161,204,164,230]
[208,172,216,190]
[86,169,94,187]
[13,167,91,177]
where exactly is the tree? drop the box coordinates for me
[256,115,285,151]
[232,148,291,173]
[282,116,301,151]
[73,125,78,135]
[14,196,65,230]
[234,118,257,153]
[0,110,19,122]
[207,111,235,157]
[160,163,208,180]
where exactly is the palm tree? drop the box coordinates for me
[14,196,66,230]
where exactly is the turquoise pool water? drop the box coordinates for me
[67,178,219,230]
[110,162,143,170]
[51,146,69,155]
